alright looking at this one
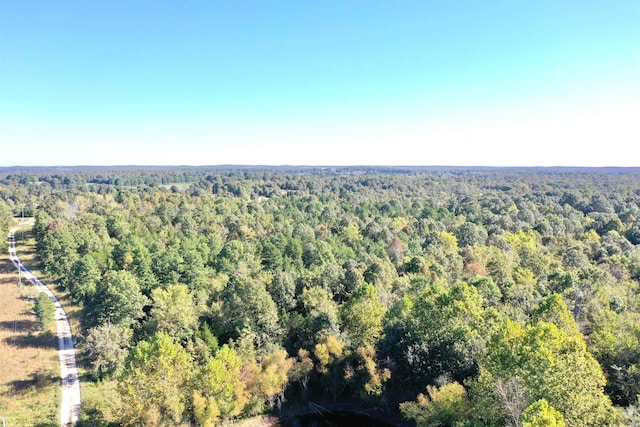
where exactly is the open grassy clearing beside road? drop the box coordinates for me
[12,225,83,340]
[0,251,59,426]
[11,222,124,425]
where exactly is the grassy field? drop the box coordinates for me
[77,379,122,426]
[0,224,59,426]
[12,226,84,339]
[7,223,124,426]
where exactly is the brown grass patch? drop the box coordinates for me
[13,227,84,339]
[0,252,60,425]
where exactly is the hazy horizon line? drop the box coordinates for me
[2,164,639,170]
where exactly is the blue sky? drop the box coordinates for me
[1,1,639,166]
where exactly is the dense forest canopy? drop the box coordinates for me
[2,166,640,426]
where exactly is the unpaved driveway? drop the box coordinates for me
[8,226,81,426]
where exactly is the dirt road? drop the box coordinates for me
[8,226,81,426]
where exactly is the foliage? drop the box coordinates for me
[340,284,385,348]
[479,319,619,426]
[34,293,56,331]
[192,344,248,423]
[399,381,470,427]
[119,332,193,425]
[314,335,346,402]
[148,284,198,341]
[257,349,295,409]
[405,280,492,385]
[6,166,640,424]
[84,323,132,377]
[520,399,566,427]
[353,345,391,399]
[90,270,148,328]
[0,201,11,252]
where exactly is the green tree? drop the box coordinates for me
[148,284,198,340]
[479,320,619,426]
[408,281,491,384]
[520,399,566,427]
[119,332,193,426]
[455,222,488,247]
[42,224,79,285]
[260,240,283,270]
[340,284,385,348]
[192,345,248,424]
[69,254,101,305]
[34,293,56,331]
[588,309,640,406]
[531,294,579,337]
[269,270,297,311]
[400,381,471,427]
[0,201,11,252]
[91,270,148,327]
[220,275,281,350]
[258,349,294,409]
[112,235,156,292]
[352,345,391,399]
[216,240,247,275]
[84,323,132,377]
[299,285,340,346]
[314,335,346,402]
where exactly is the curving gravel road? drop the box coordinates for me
[8,226,81,426]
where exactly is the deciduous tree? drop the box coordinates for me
[120,332,194,425]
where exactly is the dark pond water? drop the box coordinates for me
[279,411,395,427]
